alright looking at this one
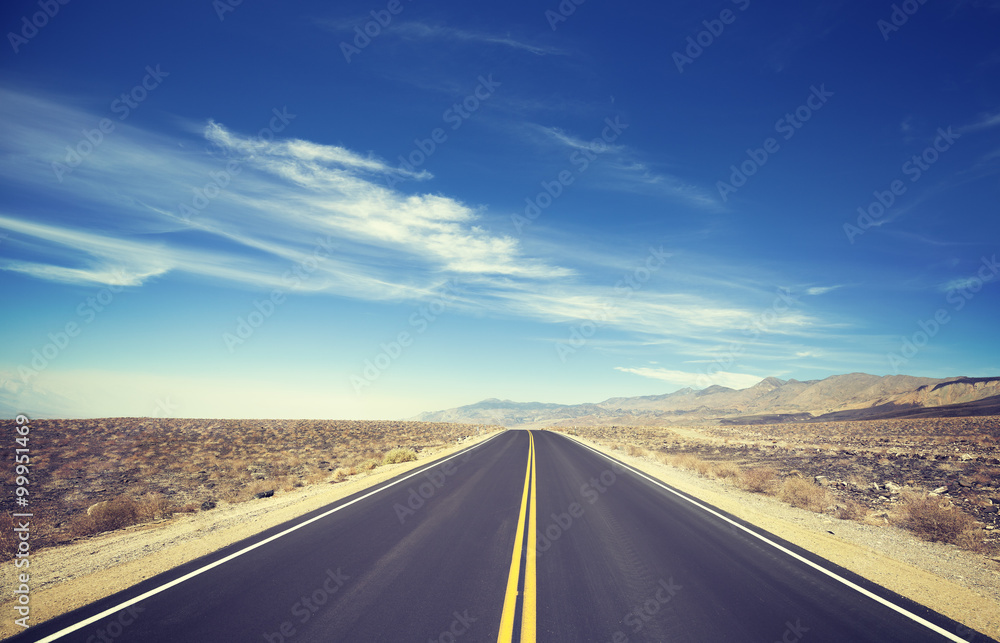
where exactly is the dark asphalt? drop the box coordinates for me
[10,430,994,643]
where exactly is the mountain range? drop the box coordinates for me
[412,373,1000,427]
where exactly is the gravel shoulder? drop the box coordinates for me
[0,433,499,641]
[570,434,1000,641]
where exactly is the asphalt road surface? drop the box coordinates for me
[11,430,995,643]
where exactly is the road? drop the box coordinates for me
[11,430,993,642]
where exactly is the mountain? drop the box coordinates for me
[412,374,1000,427]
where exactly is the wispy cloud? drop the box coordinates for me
[805,285,842,296]
[388,22,567,56]
[959,110,1000,133]
[316,18,566,56]
[0,89,573,301]
[614,366,765,390]
[523,123,722,212]
[0,88,830,360]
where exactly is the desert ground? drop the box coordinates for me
[1,418,498,560]
[556,416,1000,554]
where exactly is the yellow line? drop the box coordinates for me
[521,432,537,641]
[497,432,533,642]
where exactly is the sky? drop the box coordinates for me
[1,0,998,420]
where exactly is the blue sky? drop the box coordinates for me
[1,0,998,419]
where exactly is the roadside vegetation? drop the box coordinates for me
[559,418,1000,557]
[0,419,496,562]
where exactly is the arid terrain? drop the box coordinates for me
[0,418,498,560]
[556,416,1000,555]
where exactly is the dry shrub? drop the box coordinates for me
[739,467,777,494]
[330,467,351,483]
[625,445,646,458]
[306,470,330,484]
[894,493,980,545]
[383,448,418,465]
[712,462,742,480]
[836,499,868,521]
[71,497,142,536]
[136,494,174,521]
[671,453,701,471]
[359,459,381,471]
[954,529,988,554]
[779,477,831,512]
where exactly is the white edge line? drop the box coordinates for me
[33,432,504,643]
[563,434,969,643]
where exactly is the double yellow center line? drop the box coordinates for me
[497,431,537,642]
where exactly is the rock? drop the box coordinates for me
[201,500,216,511]
[255,489,275,499]
[959,454,974,461]
[814,475,830,486]
[932,486,949,494]
[883,481,903,493]
[870,483,881,492]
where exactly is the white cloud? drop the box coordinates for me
[523,124,722,212]
[805,285,841,296]
[0,88,826,359]
[0,90,572,300]
[389,22,567,56]
[614,366,765,390]
[960,110,1000,133]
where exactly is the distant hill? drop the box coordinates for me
[412,373,1000,427]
